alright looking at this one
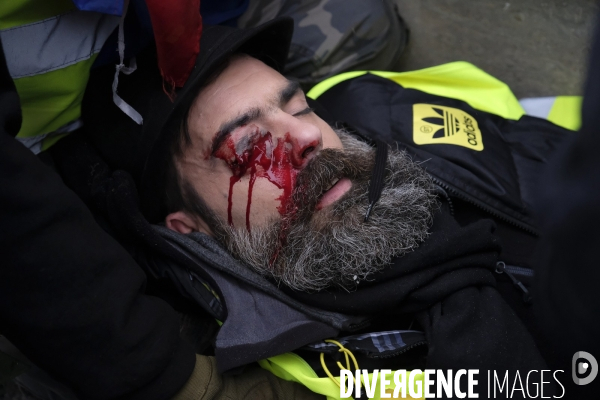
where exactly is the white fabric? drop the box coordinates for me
[111,0,143,125]
[519,97,556,119]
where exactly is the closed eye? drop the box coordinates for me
[293,106,314,117]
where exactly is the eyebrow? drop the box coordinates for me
[210,80,302,155]
[279,80,301,105]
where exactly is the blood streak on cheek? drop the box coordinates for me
[213,129,302,232]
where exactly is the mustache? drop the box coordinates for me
[286,145,375,221]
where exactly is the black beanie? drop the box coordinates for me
[82,17,294,222]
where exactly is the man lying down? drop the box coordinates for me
[163,53,436,292]
[78,17,569,397]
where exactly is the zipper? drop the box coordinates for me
[434,184,455,216]
[430,177,539,236]
[503,264,534,277]
[495,261,532,303]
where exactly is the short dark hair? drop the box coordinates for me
[162,57,233,229]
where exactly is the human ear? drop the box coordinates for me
[165,211,201,234]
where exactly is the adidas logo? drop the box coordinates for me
[413,104,484,151]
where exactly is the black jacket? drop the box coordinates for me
[0,39,195,400]
[315,72,569,290]
[309,73,589,386]
[312,71,573,356]
[532,17,600,397]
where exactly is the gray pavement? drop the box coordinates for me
[394,0,598,98]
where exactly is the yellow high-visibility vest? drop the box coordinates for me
[308,62,581,131]
[0,0,119,153]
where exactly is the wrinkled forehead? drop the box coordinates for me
[186,55,289,151]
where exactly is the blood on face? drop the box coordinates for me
[212,126,303,232]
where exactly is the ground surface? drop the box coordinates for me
[394,0,598,98]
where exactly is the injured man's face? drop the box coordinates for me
[165,54,437,291]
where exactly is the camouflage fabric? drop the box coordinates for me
[237,0,408,87]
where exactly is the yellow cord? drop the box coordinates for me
[320,352,341,386]
[319,339,361,389]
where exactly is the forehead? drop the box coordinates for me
[186,55,288,148]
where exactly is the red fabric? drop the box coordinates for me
[145,0,202,96]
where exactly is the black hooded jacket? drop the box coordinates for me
[0,39,195,400]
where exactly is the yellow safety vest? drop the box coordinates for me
[0,0,118,153]
[307,62,581,131]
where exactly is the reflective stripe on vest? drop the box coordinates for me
[307,63,526,121]
[16,119,83,155]
[0,0,119,153]
[1,11,118,78]
[520,96,582,131]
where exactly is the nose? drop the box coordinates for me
[275,113,323,168]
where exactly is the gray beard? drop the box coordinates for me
[216,130,437,292]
